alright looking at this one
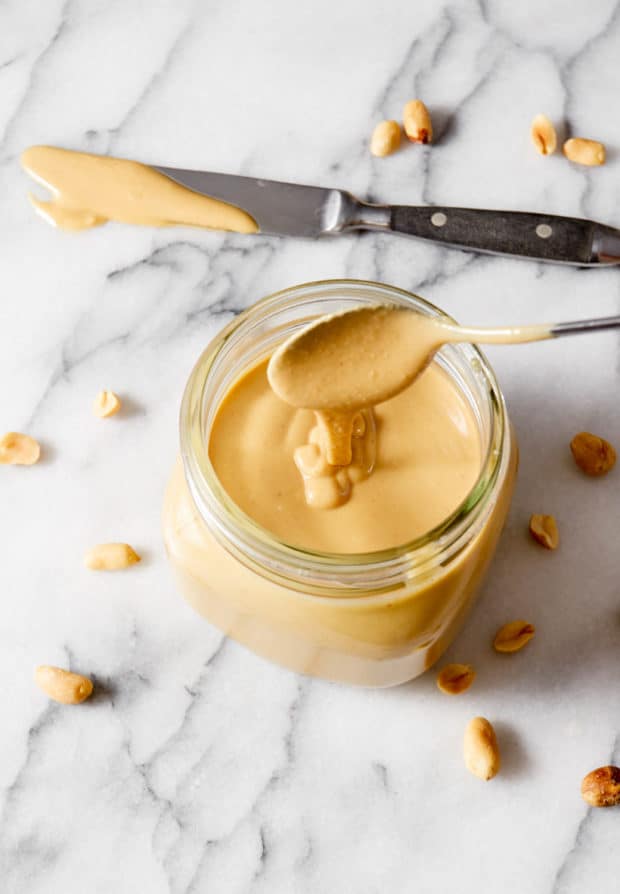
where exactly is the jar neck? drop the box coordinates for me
[180,279,509,596]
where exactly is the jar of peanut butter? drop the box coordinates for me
[162,280,517,686]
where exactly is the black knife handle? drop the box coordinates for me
[384,205,620,266]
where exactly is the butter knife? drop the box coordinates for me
[154,165,620,266]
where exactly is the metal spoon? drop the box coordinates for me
[268,308,620,411]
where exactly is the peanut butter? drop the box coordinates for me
[268,305,551,412]
[209,357,482,552]
[162,286,517,686]
[21,146,258,233]
[265,305,547,518]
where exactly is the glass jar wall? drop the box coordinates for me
[163,280,517,687]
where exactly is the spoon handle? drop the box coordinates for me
[453,315,620,347]
[551,315,620,336]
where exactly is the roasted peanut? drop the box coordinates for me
[93,390,121,418]
[437,663,476,695]
[581,766,620,807]
[370,120,402,157]
[529,514,559,550]
[84,542,141,571]
[0,432,41,465]
[35,665,93,704]
[464,717,500,780]
[570,431,616,477]
[493,620,535,653]
[563,138,605,166]
[403,99,433,144]
[530,114,557,155]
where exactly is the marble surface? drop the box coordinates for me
[2,0,620,891]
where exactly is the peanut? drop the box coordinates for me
[530,114,557,156]
[93,390,121,418]
[493,620,535,653]
[437,663,476,695]
[464,717,500,780]
[0,432,41,465]
[581,766,620,807]
[529,513,559,550]
[570,431,616,477]
[403,99,433,144]
[84,542,141,571]
[563,138,605,166]
[35,665,93,705]
[370,120,402,157]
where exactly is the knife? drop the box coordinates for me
[154,164,620,266]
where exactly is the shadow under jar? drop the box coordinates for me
[163,280,517,687]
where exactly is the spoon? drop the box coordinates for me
[267,305,620,411]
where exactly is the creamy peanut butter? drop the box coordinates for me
[163,288,518,686]
[21,146,258,233]
[293,408,376,509]
[209,357,482,552]
[265,305,548,516]
[268,305,551,411]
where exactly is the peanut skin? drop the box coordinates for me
[494,620,535,653]
[437,663,476,695]
[570,432,616,477]
[403,99,433,143]
[581,766,620,807]
[529,514,559,550]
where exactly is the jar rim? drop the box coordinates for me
[180,279,509,594]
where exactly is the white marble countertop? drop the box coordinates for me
[2,1,620,891]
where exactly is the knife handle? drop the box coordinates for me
[356,204,620,266]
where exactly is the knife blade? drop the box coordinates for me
[155,164,620,266]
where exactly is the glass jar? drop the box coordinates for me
[163,280,517,687]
